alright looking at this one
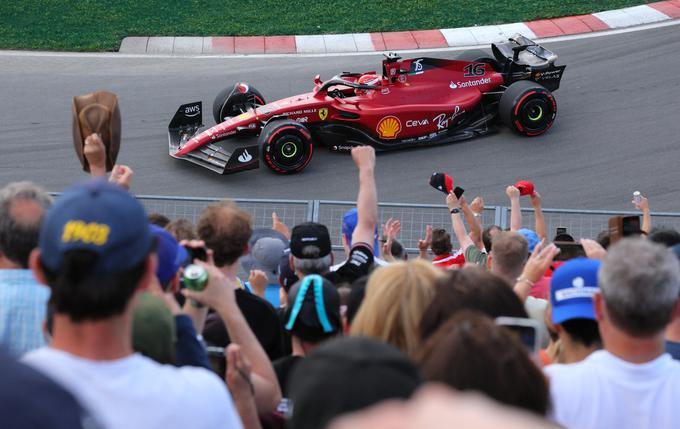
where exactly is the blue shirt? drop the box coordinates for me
[244,281,281,308]
[0,269,50,357]
[666,340,680,361]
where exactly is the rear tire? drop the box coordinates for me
[260,120,314,174]
[212,83,266,124]
[499,80,556,136]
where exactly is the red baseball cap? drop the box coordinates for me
[430,172,453,194]
[515,180,535,196]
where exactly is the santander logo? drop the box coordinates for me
[238,149,253,163]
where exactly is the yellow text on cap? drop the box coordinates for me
[61,221,110,246]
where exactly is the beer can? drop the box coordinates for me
[183,264,208,292]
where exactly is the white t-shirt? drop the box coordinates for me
[22,348,243,429]
[544,349,680,429]
[525,296,549,348]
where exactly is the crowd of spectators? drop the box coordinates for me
[1,131,680,429]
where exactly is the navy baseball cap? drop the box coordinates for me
[550,258,601,324]
[341,208,379,255]
[39,179,153,275]
[150,224,186,286]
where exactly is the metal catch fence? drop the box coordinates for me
[129,194,680,255]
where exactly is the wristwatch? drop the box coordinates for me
[450,208,460,214]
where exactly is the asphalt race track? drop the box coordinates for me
[1,24,680,211]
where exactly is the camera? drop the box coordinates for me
[608,215,641,244]
[181,245,208,266]
[496,317,540,355]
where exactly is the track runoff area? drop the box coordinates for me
[0,20,679,211]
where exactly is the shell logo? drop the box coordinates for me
[376,116,402,139]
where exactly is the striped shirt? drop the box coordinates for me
[0,269,50,357]
[432,250,465,268]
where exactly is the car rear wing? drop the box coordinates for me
[168,102,259,174]
[492,34,566,91]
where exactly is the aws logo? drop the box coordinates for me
[376,116,402,139]
[61,221,110,246]
[183,104,200,117]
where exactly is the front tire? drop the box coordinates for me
[212,82,266,124]
[260,120,314,174]
[499,80,556,136]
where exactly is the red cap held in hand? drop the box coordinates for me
[515,180,535,196]
[430,172,453,194]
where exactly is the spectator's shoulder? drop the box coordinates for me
[464,245,486,263]
[544,351,602,384]
[168,364,241,426]
[147,357,231,404]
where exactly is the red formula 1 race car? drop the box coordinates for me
[168,34,565,175]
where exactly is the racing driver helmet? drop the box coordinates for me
[355,74,382,95]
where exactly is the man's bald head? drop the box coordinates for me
[0,182,53,268]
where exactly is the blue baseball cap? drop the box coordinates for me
[39,180,153,275]
[517,228,540,253]
[342,208,379,256]
[550,258,600,324]
[150,224,186,286]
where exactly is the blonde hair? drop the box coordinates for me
[350,259,443,357]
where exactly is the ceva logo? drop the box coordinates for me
[238,149,253,163]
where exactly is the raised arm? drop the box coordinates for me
[506,186,522,231]
[418,225,432,260]
[632,194,651,234]
[83,134,107,177]
[530,191,546,240]
[514,240,559,302]
[351,146,378,249]
[183,261,282,413]
[447,192,474,250]
[464,196,485,249]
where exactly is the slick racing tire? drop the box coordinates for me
[456,49,501,72]
[499,80,556,136]
[212,82,266,124]
[260,120,314,174]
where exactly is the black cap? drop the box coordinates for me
[285,275,340,342]
[288,337,422,429]
[429,172,453,194]
[290,222,332,259]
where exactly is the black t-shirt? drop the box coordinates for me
[325,243,374,286]
[273,355,304,396]
[203,289,285,360]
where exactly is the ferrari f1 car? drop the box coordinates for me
[168,34,565,175]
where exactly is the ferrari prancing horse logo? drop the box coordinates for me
[319,108,328,121]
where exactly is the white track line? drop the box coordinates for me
[1,19,678,60]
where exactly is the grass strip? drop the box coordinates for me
[0,1,657,51]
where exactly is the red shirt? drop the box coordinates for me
[432,250,465,269]
[529,261,566,300]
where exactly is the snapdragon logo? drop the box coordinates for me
[450,77,491,89]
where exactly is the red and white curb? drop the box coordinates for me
[120,1,680,55]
